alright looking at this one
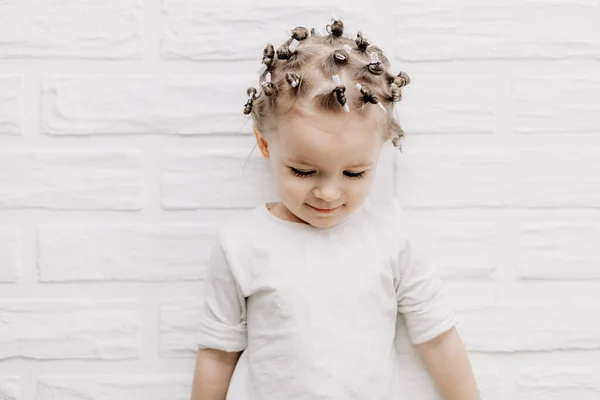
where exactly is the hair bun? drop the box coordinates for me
[355,31,370,51]
[396,71,411,87]
[291,26,309,41]
[276,43,292,60]
[262,72,275,96]
[367,63,385,76]
[262,43,275,69]
[332,48,350,64]
[334,85,347,107]
[247,87,258,98]
[389,82,402,102]
[328,18,344,38]
[243,87,259,115]
[358,84,378,104]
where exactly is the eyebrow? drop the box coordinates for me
[286,157,373,169]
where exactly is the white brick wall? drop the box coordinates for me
[1,0,599,398]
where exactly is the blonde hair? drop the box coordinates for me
[243,18,411,151]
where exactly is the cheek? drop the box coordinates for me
[274,170,310,200]
[349,176,375,201]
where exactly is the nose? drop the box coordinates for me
[312,182,341,203]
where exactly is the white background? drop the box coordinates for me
[1,0,600,398]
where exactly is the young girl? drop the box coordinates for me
[191,17,479,400]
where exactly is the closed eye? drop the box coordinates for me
[344,171,367,179]
[289,167,315,178]
[289,167,367,179]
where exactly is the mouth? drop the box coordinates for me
[307,204,341,214]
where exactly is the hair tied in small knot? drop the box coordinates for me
[332,74,349,113]
[257,43,275,76]
[355,83,386,113]
[355,31,370,51]
[277,37,299,60]
[333,44,353,64]
[276,26,308,61]
[326,15,344,38]
[286,71,301,88]
[243,87,259,115]
[387,71,410,103]
[367,51,384,76]
[287,26,309,41]
[389,81,402,102]
[261,72,275,96]
[396,71,411,87]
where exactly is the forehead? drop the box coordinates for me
[275,109,383,165]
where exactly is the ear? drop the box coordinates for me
[254,127,270,159]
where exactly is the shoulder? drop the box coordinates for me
[209,207,272,287]
[362,197,411,239]
[217,206,267,248]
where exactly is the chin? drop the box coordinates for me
[301,204,353,229]
[284,203,351,228]
[309,219,340,229]
[305,212,346,229]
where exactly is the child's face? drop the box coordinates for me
[263,109,385,229]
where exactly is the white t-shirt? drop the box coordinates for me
[197,197,457,400]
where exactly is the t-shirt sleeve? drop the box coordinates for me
[393,204,457,345]
[196,235,248,352]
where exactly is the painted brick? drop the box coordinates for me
[394,0,600,61]
[396,364,501,400]
[3,0,600,396]
[0,300,141,360]
[0,76,21,135]
[0,376,19,400]
[395,149,506,208]
[396,76,496,135]
[518,368,600,400]
[0,227,19,283]
[38,375,189,400]
[0,0,142,59]
[0,150,144,210]
[508,149,600,208]
[419,222,497,280]
[456,300,600,352]
[394,318,502,399]
[38,225,216,282]
[396,149,600,208]
[161,149,275,209]
[159,297,202,358]
[41,75,250,135]
[161,2,378,61]
[516,223,600,280]
[513,76,600,134]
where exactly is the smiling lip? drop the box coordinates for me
[308,204,340,214]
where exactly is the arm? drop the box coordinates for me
[416,327,480,400]
[193,238,247,399]
[191,348,241,400]
[391,203,479,399]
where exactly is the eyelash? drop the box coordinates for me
[289,168,367,179]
